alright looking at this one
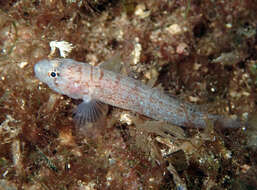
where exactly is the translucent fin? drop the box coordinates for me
[73,100,104,126]
[98,52,123,73]
[216,116,243,128]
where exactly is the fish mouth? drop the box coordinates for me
[34,59,52,82]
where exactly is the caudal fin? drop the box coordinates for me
[216,117,245,128]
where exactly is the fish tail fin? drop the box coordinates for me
[216,116,246,129]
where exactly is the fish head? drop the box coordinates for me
[34,59,87,99]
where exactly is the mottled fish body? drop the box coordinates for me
[34,59,241,128]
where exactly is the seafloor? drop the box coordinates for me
[0,0,256,189]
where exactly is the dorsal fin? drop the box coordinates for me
[98,53,122,72]
[98,52,130,76]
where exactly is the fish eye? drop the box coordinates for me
[50,71,57,78]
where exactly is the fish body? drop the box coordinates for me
[34,59,240,128]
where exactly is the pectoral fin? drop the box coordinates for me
[73,100,105,126]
